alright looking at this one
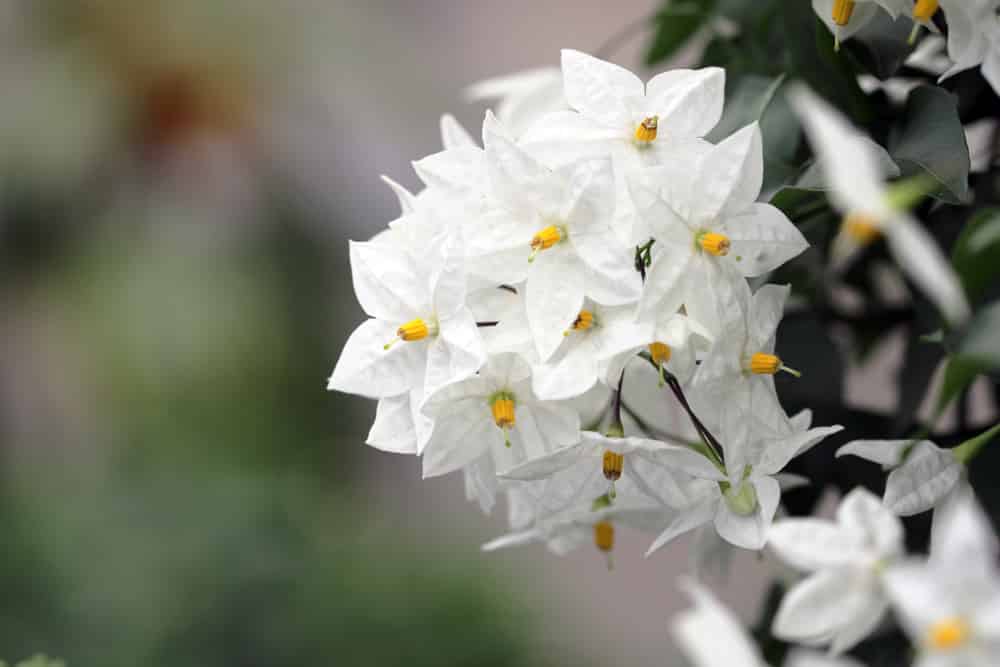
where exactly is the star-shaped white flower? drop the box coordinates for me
[531,302,649,401]
[328,237,485,404]
[938,0,1000,93]
[629,123,808,335]
[769,488,905,653]
[420,352,579,513]
[464,66,567,138]
[788,85,971,327]
[646,408,843,552]
[884,487,1000,666]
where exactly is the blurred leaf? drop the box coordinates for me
[708,74,785,142]
[954,300,1000,369]
[889,86,971,204]
[953,422,1000,463]
[846,10,914,80]
[934,356,982,421]
[951,207,1000,303]
[645,0,715,65]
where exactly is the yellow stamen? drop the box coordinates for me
[698,232,731,257]
[634,116,659,143]
[529,225,562,262]
[832,0,855,26]
[384,318,432,349]
[602,450,624,481]
[564,310,595,336]
[490,392,516,447]
[748,352,801,378]
[594,520,614,552]
[913,0,939,21]
[649,342,672,365]
[842,213,882,244]
[927,617,969,651]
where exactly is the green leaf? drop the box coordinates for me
[933,356,982,421]
[951,207,1000,304]
[953,422,1000,464]
[707,74,786,142]
[845,9,914,80]
[889,86,971,204]
[954,300,1000,369]
[645,0,715,65]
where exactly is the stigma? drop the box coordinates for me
[489,391,516,447]
[384,318,436,350]
[564,310,596,336]
[831,0,855,26]
[842,213,882,244]
[634,116,658,143]
[529,225,562,262]
[748,352,801,378]
[698,232,731,256]
[927,617,969,651]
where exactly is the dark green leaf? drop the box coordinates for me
[845,10,914,80]
[953,422,1000,464]
[951,207,1000,304]
[934,356,982,421]
[645,1,715,65]
[954,300,1000,369]
[889,86,971,204]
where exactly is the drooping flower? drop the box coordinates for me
[769,488,905,653]
[812,0,910,50]
[629,123,808,335]
[787,85,971,327]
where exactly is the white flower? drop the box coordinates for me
[531,302,649,401]
[769,488,905,653]
[469,122,640,361]
[632,311,713,386]
[788,85,971,327]
[938,0,1000,93]
[646,409,843,552]
[364,388,432,455]
[522,49,725,244]
[672,580,864,667]
[629,123,808,335]
[465,66,567,138]
[812,0,910,49]
[836,439,965,516]
[328,237,485,402]
[884,488,1000,666]
[420,352,579,513]
[691,283,799,446]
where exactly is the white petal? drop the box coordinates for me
[756,425,845,477]
[440,113,477,149]
[749,282,790,350]
[812,0,881,45]
[519,110,623,163]
[835,439,912,466]
[481,529,542,552]
[645,67,726,139]
[380,174,417,216]
[725,203,809,277]
[691,123,763,225]
[642,444,728,482]
[349,240,426,322]
[328,319,427,398]
[787,84,889,215]
[773,569,884,649]
[366,393,419,454]
[768,519,865,571]
[885,215,972,326]
[412,145,487,193]
[421,406,498,478]
[526,250,586,361]
[646,496,718,556]
[484,128,558,216]
[883,440,963,516]
[671,580,764,666]
[637,243,694,321]
[501,441,591,481]
[930,484,998,573]
[836,486,905,557]
[425,309,485,396]
[560,49,642,129]
[531,335,601,401]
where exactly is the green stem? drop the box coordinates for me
[953,422,1000,464]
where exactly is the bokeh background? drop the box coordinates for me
[4,2,989,666]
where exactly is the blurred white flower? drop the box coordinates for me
[788,85,971,327]
[769,488,904,653]
[465,66,567,138]
[884,488,1000,666]
[938,0,1000,94]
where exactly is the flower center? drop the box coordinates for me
[842,213,882,244]
[593,520,615,552]
[648,342,672,365]
[698,231,731,256]
[384,318,437,349]
[564,310,596,337]
[927,617,969,651]
[602,450,624,481]
[913,0,939,20]
[723,481,758,516]
[832,0,855,25]
[529,225,563,262]
[634,116,659,143]
[747,352,802,378]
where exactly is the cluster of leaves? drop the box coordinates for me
[646,1,1000,664]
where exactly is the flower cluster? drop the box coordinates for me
[329,43,999,667]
